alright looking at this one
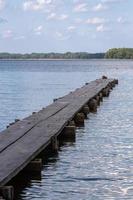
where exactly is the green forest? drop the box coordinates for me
[105,48,133,59]
[0,52,105,59]
[0,49,133,59]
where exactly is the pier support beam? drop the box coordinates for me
[102,88,109,97]
[62,126,76,139]
[51,136,59,152]
[95,95,100,105]
[74,113,85,126]
[114,79,118,84]
[68,120,75,126]
[0,196,5,200]
[24,158,42,172]
[99,92,103,101]
[88,99,97,112]
[111,81,115,88]
[82,105,90,118]
[108,83,113,90]
[0,186,14,200]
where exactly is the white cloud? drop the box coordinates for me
[101,0,126,3]
[58,14,68,20]
[96,24,104,32]
[96,24,110,32]
[23,0,53,11]
[34,25,43,35]
[74,3,88,12]
[47,13,68,20]
[67,26,76,32]
[47,12,56,19]
[55,31,70,40]
[86,17,105,25]
[2,30,13,38]
[56,31,63,38]
[0,0,5,10]
[35,25,43,31]
[93,3,107,11]
[117,17,126,24]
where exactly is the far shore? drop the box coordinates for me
[0,58,133,61]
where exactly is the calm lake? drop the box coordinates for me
[0,59,133,199]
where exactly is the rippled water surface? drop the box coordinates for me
[0,59,133,199]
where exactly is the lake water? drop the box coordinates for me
[0,59,133,199]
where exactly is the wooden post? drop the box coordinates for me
[99,92,103,101]
[0,186,14,200]
[108,82,113,90]
[24,158,42,172]
[9,122,15,126]
[74,113,85,126]
[111,81,115,88]
[63,126,76,139]
[82,105,90,118]
[114,79,118,84]
[88,99,97,112]
[51,136,59,152]
[95,95,100,105]
[102,88,109,97]
[0,196,5,200]
[68,120,75,126]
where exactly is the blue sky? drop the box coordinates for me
[0,0,133,53]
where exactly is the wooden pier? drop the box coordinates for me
[0,77,118,199]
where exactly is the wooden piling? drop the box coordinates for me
[51,136,59,152]
[99,92,103,101]
[88,99,97,112]
[0,186,14,200]
[74,112,85,126]
[82,105,90,118]
[68,120,75,126]
[102,88,109,97]
[95,95,100,105]
[62,126,76,139]
[24,158,42,172]
[0,196,5,200]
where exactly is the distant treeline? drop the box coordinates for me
[1,49,133,59]
[0,52,105,59]
[105,48,133,59]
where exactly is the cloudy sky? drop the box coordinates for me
[0,0,133,53]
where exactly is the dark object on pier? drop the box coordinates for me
[102,75,108,79]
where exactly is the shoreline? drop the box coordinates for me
[0,58,105,61]
[0,58,133,61]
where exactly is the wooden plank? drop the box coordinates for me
[0,78,115,186]
[0,102,69,153]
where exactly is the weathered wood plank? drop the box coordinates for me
[0,102,68,153]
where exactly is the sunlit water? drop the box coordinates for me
[0,59,133,199]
